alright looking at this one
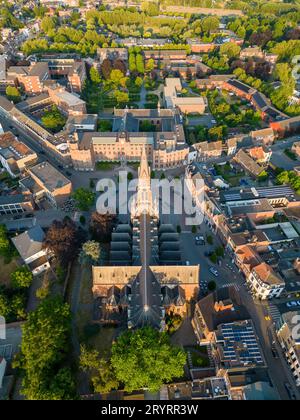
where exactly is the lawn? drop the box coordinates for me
[0,256,20,288]
[87,326,117,355]
[75,263,121,355]
[95,161,120,171]
[284,148,298,161]
[0,171,19,188]
[214,164,245,187]
[185,345,210,368]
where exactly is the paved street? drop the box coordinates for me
[270,136,300,170]
[239,290,300,401]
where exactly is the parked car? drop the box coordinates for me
[209,267,219,277]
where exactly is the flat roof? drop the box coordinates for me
[0,131,36,160]
[56,90,85,107]
[29,161,71,192]
[0,194,30,205]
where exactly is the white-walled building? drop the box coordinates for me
[12,225,50,276]
[277,311,300,386]
[248,262,285,300]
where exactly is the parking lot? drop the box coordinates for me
[180,220,245,295]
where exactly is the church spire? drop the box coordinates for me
[131,145,158,219]
[138,145,151,181]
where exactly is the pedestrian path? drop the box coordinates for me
[267,303,281,323]
[187,351,193,369]
[206,345,215,367]
[219,283,240,292]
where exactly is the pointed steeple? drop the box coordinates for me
[138,145,151,181]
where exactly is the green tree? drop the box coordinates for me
[141,1,159,16]
[72,188,96,211]
[215,246,224,258]
[146,58,155,72]
[114,90,129,104]
[136,54,145,74]
[6,86,21,103]
[135,76,143,88]
[80,345,119,394]
[36,286,49,300]
[89,67,101,84]
[208,126,225,141]
[220,42,241,59]
[274,63,293,85]
[0,225,10,257]
[0,292,10,318]
[41,106,67,133]
[111,327,186,393]
[276,170,290,185]
[40,16,57,34]
[13,297,75,400]
[206,235,213,245]
[79,240,101,264]
[201,16,220,34]
[129,53,136,72]
[210,253,218,264]
[208,281,216,292]
[11,293,27,320]
[97,120,112,132]
[11,266,33,289]
[110,69,127,87]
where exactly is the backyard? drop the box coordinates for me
[185,345,210,368]
[208,89,263,133]
[0,256,20,288]
[214,162,246,187]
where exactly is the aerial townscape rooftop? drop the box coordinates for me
[0,0,300,407]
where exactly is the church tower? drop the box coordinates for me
[131,146,159,219]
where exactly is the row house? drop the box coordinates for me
[248,262,285,300]
[251,128,275,146]
[271,115,300,137]
[247,146,272,164]
[277,311,300,386]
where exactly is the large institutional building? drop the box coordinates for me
[70,107,192,171]
[0,77,199,171]
[92,147,200,329]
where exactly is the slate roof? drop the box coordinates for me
[12,225,45,261]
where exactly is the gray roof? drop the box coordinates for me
[12,225,45,261]
[29,162,71,192]
[0,95,14,112]
[243,381,279,401]
[0,194,29,205]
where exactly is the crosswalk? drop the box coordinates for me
[206,345,215,367]
[219,283,241,292]
[267,303,281,323]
